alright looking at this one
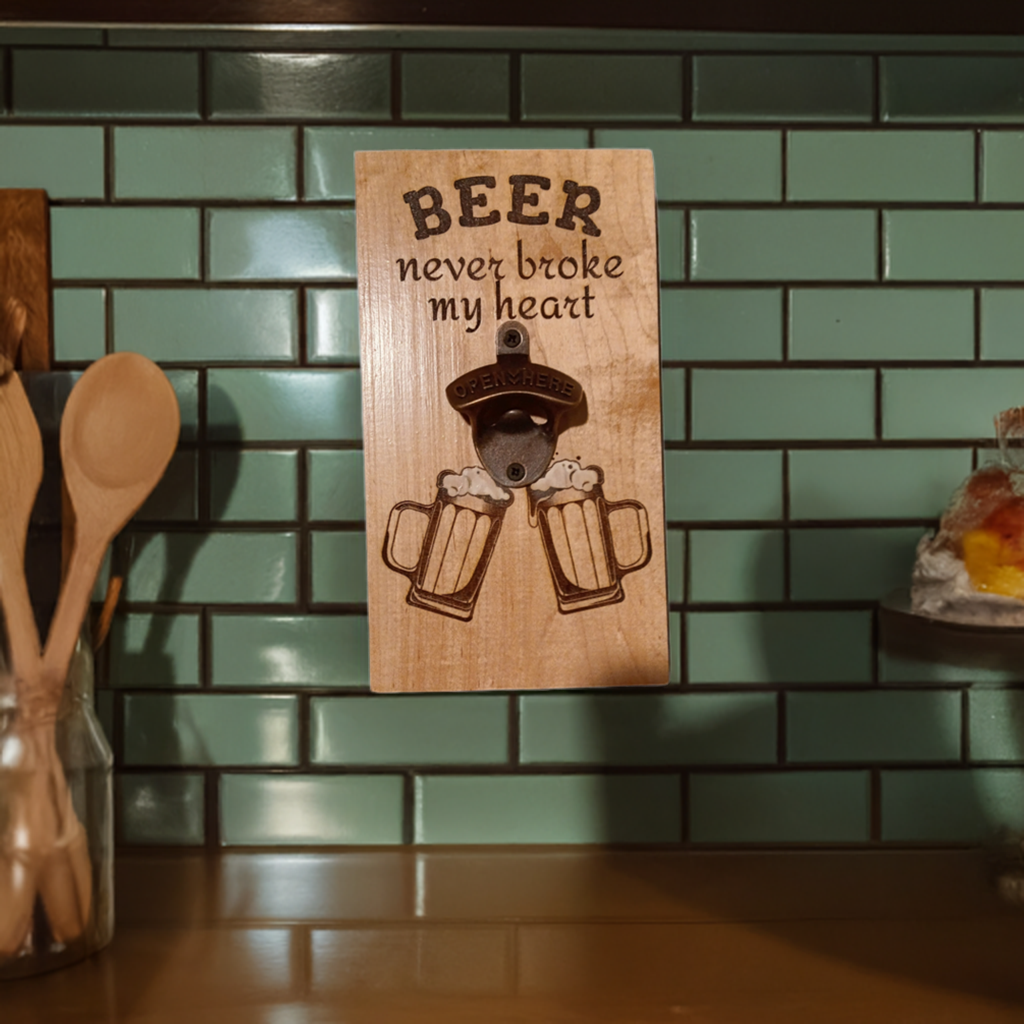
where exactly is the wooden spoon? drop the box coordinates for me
[0,298,43,680]
[41,352,179,688]
[0,296,47,956]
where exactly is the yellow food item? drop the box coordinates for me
[962,528,1024,598]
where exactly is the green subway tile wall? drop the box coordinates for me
[13,26,1024,850]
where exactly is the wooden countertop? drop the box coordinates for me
[4,848,1024,1022]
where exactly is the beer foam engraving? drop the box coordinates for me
[440,465,511,503]
[531,459,601,494]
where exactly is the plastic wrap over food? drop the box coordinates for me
[912,408,1024,625]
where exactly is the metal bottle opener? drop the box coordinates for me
[446,321,584,489]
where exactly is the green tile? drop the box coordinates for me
[51,208,199,281]
[693,55,873,122]
[114,126,296,200]
[885,211,1024,281]
[110,613,201,688]
[124,693,298,766]
[415,774,681,844]
[669,610,682,684]
[114,289,297,364]
[121,773,204,845]
[0,29,103,45]
[209,51,390,120]
[787,131,974,202]
[53,288,106,363]
[881,653,1024,686]
[789,527,923,601]
[688,610,872,685]
[211,614,369,688]
[521,54,683,122]
[690,771,870,843]
[13,49,199,117]
[311,531,367,604]
[661,288,782,362]
[787,691,961,764]
[691,210,876,281]
[689,529,785,604]
[520,692,777,766]
[692,369,874,441]
[882,57,1024,122]
[0,126,104,197]
[596,129,781,201]
[124,531,297,604]
[208,209,355,281]
[307,289,359,365]
[665,450,783,522]
[402,52,509,121]
[789,288,974,362]
[658,210,685,282]
[883,368,1024,439]
[881,769,1024,841]
[788,448,973,520]
[210,450,298,522]
[312,695,509,765]
[96,691,114,746]
[970,691,1024,762]
[108,26,1024,53]
[221,774,404,846]
[982,133,1024,202]
[667,529,684,603]
[662,367,686,441]
[308,449,366,522]
[981,290,1024,360]
[207,369,361,442]
[137,450,198,521]
[168,370,200,442]
[305,127,588,200]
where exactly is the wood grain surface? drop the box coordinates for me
[357,149,666,692]
[0,190,51,372]
[6,849,1024,1024]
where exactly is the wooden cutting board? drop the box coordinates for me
[356,149,667,692]
[0,189,51,371]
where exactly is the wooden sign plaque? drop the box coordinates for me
[356,149,667,692]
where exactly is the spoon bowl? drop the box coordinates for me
[42,352,179,685]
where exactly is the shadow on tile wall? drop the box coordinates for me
[8,24,1024,851]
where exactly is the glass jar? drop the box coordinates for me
[0,631,114,980]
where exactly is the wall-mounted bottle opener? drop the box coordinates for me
[356,149,667,693]
[446,321,583,489]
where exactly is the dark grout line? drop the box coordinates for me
[402,772,416,845]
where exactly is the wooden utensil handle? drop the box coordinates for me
[41,534,106,689]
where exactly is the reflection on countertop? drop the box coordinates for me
[4,847,1024,1023]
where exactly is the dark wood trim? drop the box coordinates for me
[4,0,1024,36]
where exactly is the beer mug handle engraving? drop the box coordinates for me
[383,500,434,577]
[604,498,652,575]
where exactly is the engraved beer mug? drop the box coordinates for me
[528,461,651,613]
[383,467,513,621]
